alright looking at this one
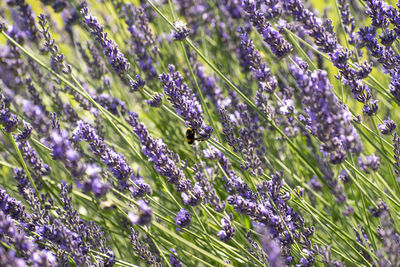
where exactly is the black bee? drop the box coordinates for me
[185,128,196,144]
[185,127,210,144]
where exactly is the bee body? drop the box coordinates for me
[185,128,196,144]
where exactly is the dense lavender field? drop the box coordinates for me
[0,0,400,266]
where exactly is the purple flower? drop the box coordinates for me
[126,112,187,187]
[21,99,50,134]
[193,62,232,110]
[129,229,160,265]
[290,61,363,163]
[0,247,27,266]
[7,0,40,42]
[169,248,182,267]
[192,162,225,212]
[50,129,85,177]
[38,14,71,74]
[159,64,212,140]
[242,0,292,58]
[380,29,396,47]
[146,93,163,107]
[376,210,400,265]
[364,0,390,28]
[129,169,152,198]
[85,176,110,198]
[217,216,235,242]
[337,0,357,44]
[362,99,379,116]
[283,0,378,114]
[181,182,204,206]
[237,28,277,95]
[283,0,338,53]
[393,133,400,178]
[81,7,129,75]
[378,117,396,135]
[354,226,374,263]
[0,187,29,222]
[245,231,270,265]
[73,120,133,183]
[123,4,158,80]
[358,154,380,173]
[50,128,110,197]
[16,124,51,178]
[80,7,144,91]
[172,20,190,41]
[219,104,266,176]
[254,224,283,267]
[175,208,192,228]
[94,93,127,116]
[0,92,19,133]
[76,42,109,81]
[230,172,316,262]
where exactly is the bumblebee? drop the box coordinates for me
[185,128,196,144]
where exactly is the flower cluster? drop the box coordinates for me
[122,4,158,80]
[242,0,293,58]
[160,64,213,141]
[282,0,378,115]
[290,60,363,163]
[172,20,191,41]
[217,216,235,242]
[80,6,145,91]
[175,208,192,228]
[227,172,316,264]
[2,0,400,265]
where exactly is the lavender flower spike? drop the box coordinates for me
[126,112,187,186]
[241,0,292,58]
[80,7,144,91]
[73,120,133,184]
[160,65,213,141]
[290,60,363,164]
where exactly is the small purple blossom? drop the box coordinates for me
[378,118,396,135]
[254,224,283,267]
[146,93,163,107]
[358,154,380,173]
[0,91,19,133]
[175,208,192,228]
[7,0,40,42]
[242,0,292,58]
[129,229,160,265]
[217,216,235,242]
[169,248,182,267]
[181,182,204,206]
[172,20,190,41]
[73,120,133,184]
[126,112,186,187]
[129,169,152,198]
[123,4,158,80]
[376,210,400,265]
[337,0,357,44]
